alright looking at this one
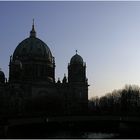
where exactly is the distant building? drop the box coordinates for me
[0,22,88,116]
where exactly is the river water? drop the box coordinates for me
[6,122,139,138]
[7,126,120,138]
[6,127,119,138]
[45,130,119,138]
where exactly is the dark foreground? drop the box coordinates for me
[1,118,140,139]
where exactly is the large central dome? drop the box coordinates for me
[9,22,55,83]
[13,37,53,61]
[13,23,53,62]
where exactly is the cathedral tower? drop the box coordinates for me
[68,50,86,84]
[68,51,88,114]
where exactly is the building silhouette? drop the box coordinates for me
[0,22,88,116]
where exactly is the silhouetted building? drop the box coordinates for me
[0,22,88,116]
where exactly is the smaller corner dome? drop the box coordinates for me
[70,53,83,65]
[0,69,5,82]
[0,70,5,77]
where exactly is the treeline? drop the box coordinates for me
[88,85,140,116]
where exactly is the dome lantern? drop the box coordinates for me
[30,19,36,38]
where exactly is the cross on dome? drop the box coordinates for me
[33,18,34,26]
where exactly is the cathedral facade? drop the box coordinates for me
[0,23,88,116]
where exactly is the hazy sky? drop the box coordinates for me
[1,1,140,98]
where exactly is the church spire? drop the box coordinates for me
[30,19,36,37]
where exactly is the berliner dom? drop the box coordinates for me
[0,22,88,116]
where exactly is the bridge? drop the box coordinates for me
[5,115,140,126]
[0,115,140,138]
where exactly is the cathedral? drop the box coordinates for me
[0,22,88,116]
